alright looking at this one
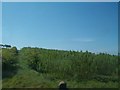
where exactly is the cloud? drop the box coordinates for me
[72,38,95,43]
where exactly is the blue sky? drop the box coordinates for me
[2,2,118,55]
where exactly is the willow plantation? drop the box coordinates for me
[1,46,119,88]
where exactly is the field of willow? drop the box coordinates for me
[1,47,119,88]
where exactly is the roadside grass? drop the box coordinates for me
[2,70,118,88]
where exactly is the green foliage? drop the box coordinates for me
[2,47,18,78]
[20,47,118,82]
[2,47,119,88]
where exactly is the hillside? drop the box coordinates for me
[2,47,119,88]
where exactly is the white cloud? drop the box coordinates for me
[72,38,95,42]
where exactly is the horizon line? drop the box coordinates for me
[1,45,118,56]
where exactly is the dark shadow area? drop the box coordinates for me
[2,47,19,79]
[1,88,119,90]
[2,64,19,79]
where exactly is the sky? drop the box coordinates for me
[1,0,120,2]
[2,2,118,55]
